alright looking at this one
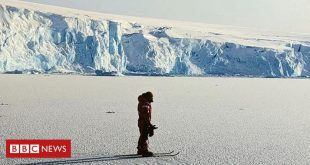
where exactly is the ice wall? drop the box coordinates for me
[0,5,125,74]
[1,4,310,77]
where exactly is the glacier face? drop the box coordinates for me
[0,3,310,77]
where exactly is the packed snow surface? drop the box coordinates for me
[1,0,310,77]
[1,75,310,164]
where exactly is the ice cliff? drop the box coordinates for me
[1,1,310,77]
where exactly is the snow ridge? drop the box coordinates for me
[0,2,310,77]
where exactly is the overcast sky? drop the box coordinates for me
[22,0,310,33]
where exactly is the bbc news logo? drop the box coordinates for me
[6,140,71,158]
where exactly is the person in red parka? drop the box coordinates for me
[137,91,155,157]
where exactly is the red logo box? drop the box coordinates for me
[6,140,71,158]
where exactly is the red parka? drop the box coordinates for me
[138,95,152,128]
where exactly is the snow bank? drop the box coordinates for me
[0,0,310,77]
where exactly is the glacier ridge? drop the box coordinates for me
[1,3,310,77]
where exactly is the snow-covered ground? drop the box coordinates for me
[1,75,310,164]
[1,0,310,77]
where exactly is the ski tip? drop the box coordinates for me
[152,151,180,157]
[170,151,180,156]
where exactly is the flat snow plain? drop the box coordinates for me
[1,75,310,164]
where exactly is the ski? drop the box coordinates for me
[115,150,175,157]
[152,151,180,157]
[154,150,175,155]
[112,151,178,158]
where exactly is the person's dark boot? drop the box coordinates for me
[137,149,144,155]
[142,151,153,157]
